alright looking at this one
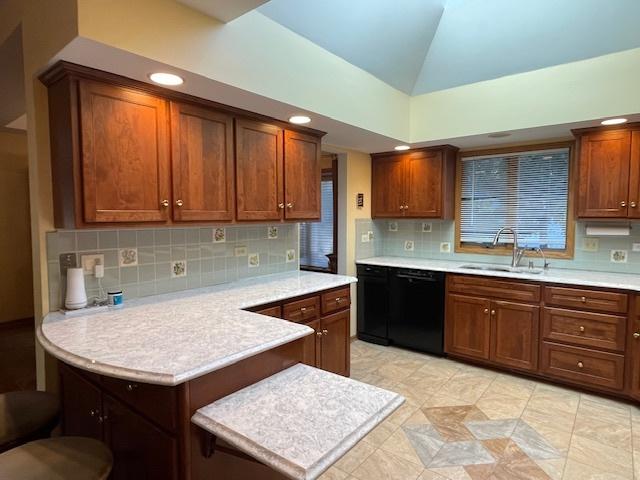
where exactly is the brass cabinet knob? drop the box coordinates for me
[405,205,409,209]
[580,296,587,303]
[631,201,638,208]
[97,414,107,424]
[579,326,585,332]
[577,361,584,369]
[322,329,328,335]
[300,307,307,312]
[399,205,405,210]
[491,310,496,316]
[634,332,640,339]
[621,201,627,207]
[484,308,489,314]
[126,383,138,392]
[278,203,285,209]
[316,331,323,337]
[160,199,169,207]
[89,409,98,417]
[335,297,342,303]
[286,202,293,209]
[175,199,184,207]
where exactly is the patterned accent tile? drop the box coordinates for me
[429,441,494,468]
[402,424,445,466]
[423,405,488,442]
[464,419,518,440]
[511,420,562,460]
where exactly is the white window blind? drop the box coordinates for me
[460,148,569,250]
[300,176,334,269]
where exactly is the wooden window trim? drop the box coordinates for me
[454,141,576,260]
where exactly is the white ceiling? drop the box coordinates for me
[259,0,640,95]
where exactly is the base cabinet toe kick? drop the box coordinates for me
[444,273,640,401]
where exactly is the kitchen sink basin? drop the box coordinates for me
[459,264,544,275]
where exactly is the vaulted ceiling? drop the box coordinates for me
[258,0,640,95]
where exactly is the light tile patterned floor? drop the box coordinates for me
[321,340,640,480]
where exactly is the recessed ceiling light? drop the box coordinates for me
[601,118,628,126]
[149,72,184,86]
[394,145,410,151]
[289,115,311,125]
[488,132,512,138]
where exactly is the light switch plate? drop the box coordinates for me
[632,243,640,252]
[422,222,432,233]
[582,238,599,252]
[81,254,105,275]
[368,231,374,241]
[59,253,77,276]
[361,233,370,243]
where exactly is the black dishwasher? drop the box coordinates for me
[389,268,445,355]
[357,264,390,345]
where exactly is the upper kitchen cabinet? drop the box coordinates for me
[283,130,321,221]
[170,102,234,222]
[235,119,284,221]
[41,62,325,228]
[371,146,458,219]
[575,125,640,219]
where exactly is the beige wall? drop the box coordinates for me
[325,144,371,336]
[0,130,33,323]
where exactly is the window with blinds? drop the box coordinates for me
[459,147,570,250]
[300,172,334,270]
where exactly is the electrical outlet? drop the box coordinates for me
[361,233,370,243]
[633,243,640,252]
[404,240,414,251]
[234,246,247,257]
[59,253,77,276]
[440,242,451,253]
[368,231,374,241]
[582,238,599,252]
[81,254,104,275]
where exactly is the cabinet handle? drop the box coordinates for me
[97,415,107,424]
[160,199,169,208]
[483,308,489,314]
[580,296,587,303]
[632,201,638,208]
[620,201,627,208]
[316,331,323,337]
[278,203,285,209]
[335,297,342,303]
[577,361,584,369]
[491,310,496,316]
[322,329,328,335]
[126,383,138,392]
[399,205,405,210]
[175,199,184,207]
[286,202,294,209]
[89,409,99,417]
[404,205,409,209]
[300,307,307,313]
[579,326,585,333]
[634,332,640,339]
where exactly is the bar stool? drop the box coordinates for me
[0,436,112,479]
[0,391,60,453]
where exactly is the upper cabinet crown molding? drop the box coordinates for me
[41,62,324,228]
[371,145,458,219]
[573,124,640,219]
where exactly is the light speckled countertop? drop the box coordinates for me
[357,256,640,292]
[38,271,356,385]
[192,363,404,480]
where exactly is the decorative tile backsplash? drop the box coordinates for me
[46,225,299,312]
[356,219,640,274]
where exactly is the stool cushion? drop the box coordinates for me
[0,391,59,449]
[0,436,113,479]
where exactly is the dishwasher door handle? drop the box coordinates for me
[395,274,439,282]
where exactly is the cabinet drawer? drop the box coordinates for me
[540,342,624,390]
[542,308,626,352]
[283,296,320,323]
[447,275,540,303]
[543,286,628,313]
[101,377,177,432]
[252,305,282,318]
[321,287,351,315]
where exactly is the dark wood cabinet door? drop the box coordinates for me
[78,79,170,223]
[490,301,539,372]
[302,318,322,368]
[404,150,442,217]
[577,129,631,218]
[284,130,321,220]
[235,119,283,221]
[629,304,640,400]
[445,294,491,360]
[372,154,406,218]
[103,395,178,480]
[627,130,640,219]
[59,365,103,441]
[170,102,234,222]
[320,310,350,376]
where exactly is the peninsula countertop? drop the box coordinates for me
[38,271,356,386]
[357,256,640,292]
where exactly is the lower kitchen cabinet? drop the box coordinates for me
[103,395,178,480]
[302,318,322,367]
[629,299,640,400]
[60,365,103,441]
[319,310,350,376]
[445,294,491,360]
[491,301,539,372]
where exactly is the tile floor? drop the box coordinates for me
[321,340,640,480]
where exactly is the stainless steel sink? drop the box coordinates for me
[459,264,544,275]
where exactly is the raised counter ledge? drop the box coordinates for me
[192,363,404,480]
[38,271,356,386]
[357,256,640,292]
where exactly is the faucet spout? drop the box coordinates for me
[492,227,525,268]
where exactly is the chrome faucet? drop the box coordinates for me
[492,227,526,268]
